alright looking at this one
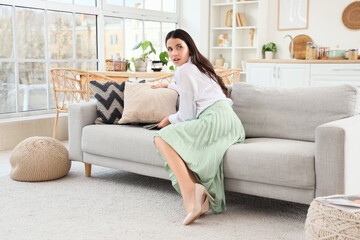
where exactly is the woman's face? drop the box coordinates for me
[166,38,190,67]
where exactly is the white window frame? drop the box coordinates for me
[0,0,180,119]
[99,0,180,69]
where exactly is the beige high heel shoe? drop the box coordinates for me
[183,183,215,225]
[200,197,210,215]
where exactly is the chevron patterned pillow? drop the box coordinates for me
[89,80,145,124]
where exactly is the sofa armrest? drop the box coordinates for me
[68,102,97,162]
[315,115,360,197]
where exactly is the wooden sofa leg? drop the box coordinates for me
[85,163,92,177]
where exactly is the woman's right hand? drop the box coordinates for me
[151,83,169,89]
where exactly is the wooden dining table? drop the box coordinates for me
[84,68,241,85]
[89,71,175,82]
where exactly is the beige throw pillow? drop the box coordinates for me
[118,82,178,124]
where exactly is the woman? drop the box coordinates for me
[152,29,245,225]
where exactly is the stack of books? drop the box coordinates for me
[236,12,248,27]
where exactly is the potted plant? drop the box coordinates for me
[159,51,175,71]
[131,41,156,72]
[262,42,277,59]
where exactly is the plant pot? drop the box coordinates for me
[135,59,148,72]
[265,51,274,59]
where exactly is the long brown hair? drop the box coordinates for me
[165,29,229,97]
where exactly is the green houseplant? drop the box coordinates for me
[131,41,156,71]
[262,42,277,59]
[159,51,175,71]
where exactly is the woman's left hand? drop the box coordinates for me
[157,116,171,128]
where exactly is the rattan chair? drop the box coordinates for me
[146,73,175,84]
[50,68,116,138]
[215,68,242,85]
[147,69,241,86]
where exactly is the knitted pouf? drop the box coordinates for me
[10,136,70,182]
[305,200,360,240]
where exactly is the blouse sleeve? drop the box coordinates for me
[167,83,179,94]
[168,68,197,124]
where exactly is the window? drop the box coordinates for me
[75,14,97,60]
[110,35,118,45]
[48,0,96,6]
[144,0,161,11]
[17,8,45,59]
[104,17,123,59]
[0,0,178,118]
[0,5,14,114]
[125,0,142,8]
[48,11,73,60]
[144,21,161,52]
[124,19,143,60]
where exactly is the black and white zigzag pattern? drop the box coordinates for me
[89,80,145,124]
[90,81,125,124]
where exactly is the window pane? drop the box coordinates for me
[75,14,97,59]
[144,0,161,11]
[124,19,142,59]
[16,8,45,59]
[144,21,160,57]
[104,17,123,60]
[162,22,177,48]
[163,0,176,13]
[75,0,96,6]
[0,6,13,59]
[48,0,72,4]
[125,0,143,8]
[18,62,47,111]
[76,61,97,70]
[48,11,73,59]
[106,0,124,6]
[0,62,15,114]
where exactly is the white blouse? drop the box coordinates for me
[167,59,232,124]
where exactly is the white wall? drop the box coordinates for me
[264,0,360,59]
[180,0,210,57]
[0,115,68,151]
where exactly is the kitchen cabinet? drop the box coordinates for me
[246,61,360,88]
[246,63,310,88]
[310,64,360,87]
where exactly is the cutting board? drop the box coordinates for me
[290,34,313,59]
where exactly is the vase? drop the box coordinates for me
[215,54,225,67]
[135,59,148,72]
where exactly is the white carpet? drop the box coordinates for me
[0,161,309,240]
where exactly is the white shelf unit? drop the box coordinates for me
[210,0,260,82]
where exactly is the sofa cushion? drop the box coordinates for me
[118,82,178,124]
[82,125,163,167]
[231,83,360,142]
[89,80,146,124]
[89,81,124,124]
[223,138,315,189]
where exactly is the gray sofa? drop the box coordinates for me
[68,83,360,205]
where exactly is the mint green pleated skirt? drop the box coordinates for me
[154,100,245,213]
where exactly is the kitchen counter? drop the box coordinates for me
[247,59,360,64]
